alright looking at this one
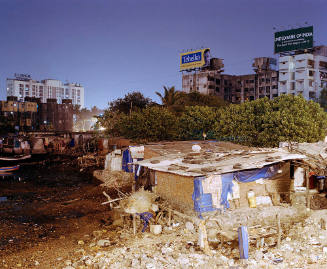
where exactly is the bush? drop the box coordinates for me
[214,95,327,147]
[178,106,218,140]
[112,106,178,142]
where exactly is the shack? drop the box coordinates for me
[136,141,307,212]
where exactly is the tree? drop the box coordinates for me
[109,91,155,114]
[214,95,327,147]
[178,106,218,140]
[319,87,327,111]
[176,91,227,108]
[110,106,178,142]
[155,86,181,107]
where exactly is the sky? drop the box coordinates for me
[0,0,326,109]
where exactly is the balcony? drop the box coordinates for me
[295,71,306,81]
[295,60,308,69]
[294,54,313,61]
[279,72,290,81]
[279,61,291,71]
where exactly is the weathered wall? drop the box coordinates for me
[155,171,194,210]
[238,162,291,207]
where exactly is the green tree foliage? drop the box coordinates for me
[178,106,218,140]
[109,91,155,114]
[155,86,181,107]
[177,91,227,108]
[214,95,327,147]
[111,106,178,142]
[319,87,327,111]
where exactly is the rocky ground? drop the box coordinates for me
[2,157,327,268]
[55,209,327,269]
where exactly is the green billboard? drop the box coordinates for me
[274,26,313,53]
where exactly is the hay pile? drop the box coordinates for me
[93,170,134,188]
[120,190,155,214]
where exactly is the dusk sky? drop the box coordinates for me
[0,0,326,108]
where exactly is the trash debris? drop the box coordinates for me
[120,190,155,214]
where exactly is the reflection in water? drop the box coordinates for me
[0,172,22,181]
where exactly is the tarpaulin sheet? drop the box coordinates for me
[221,164,280,209]
[234,164,280,183]
[221,173,234,209]
[122,149,133,172]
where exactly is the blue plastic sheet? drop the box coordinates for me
[192,177,214,216]
[122,149,133,172]
[134,159,144,180]
[221,164,280,209]
[221,173,234,209]
[234,164,279,182]
[238,226,249,259]
[137,212,153,232]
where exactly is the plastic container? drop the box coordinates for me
[316,176,326,193]
[150,224,162,235]
[247,190,256,208]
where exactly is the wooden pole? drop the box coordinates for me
[305,169,310,210]
[277,213,281,248]
[168,208,172,227]
[133,214,136,236]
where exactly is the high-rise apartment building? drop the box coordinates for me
[6,74,85,107]
[278,46,327,101]
[182,57,278,104]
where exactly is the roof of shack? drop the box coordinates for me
[137,141,307,177]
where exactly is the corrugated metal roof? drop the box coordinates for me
[137,147,306,177]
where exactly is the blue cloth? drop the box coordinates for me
[122,149,133,172]
[221,173,234,209]
[69,138,75,148]
[234,164,279,182]
[134,159,144,180]
[220,164,280,209]
[137,212,153,232]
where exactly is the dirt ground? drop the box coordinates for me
[0,157,124,269]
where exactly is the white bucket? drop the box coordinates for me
[150,224,162,235]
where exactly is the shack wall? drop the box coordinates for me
[238,162,291,207]
[155,171,194,209]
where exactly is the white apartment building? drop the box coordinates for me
[6,75,85,107]
[278,46,327,101]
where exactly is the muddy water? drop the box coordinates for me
[0,157,109,260]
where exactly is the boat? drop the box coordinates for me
[0,155,31,162]
[0,165,20,172]
[0,154,31,167]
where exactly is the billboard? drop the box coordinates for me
[274,26,313,53]
[180,48,210,71]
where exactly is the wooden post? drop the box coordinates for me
[133,214,136,236]
[198,220,212,256]
[168,208,172,227]
[305,169,311,210]
[277,213,281,248]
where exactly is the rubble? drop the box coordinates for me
[57,206,327,269]
[94,170,134,188]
